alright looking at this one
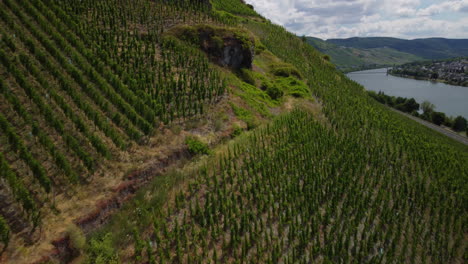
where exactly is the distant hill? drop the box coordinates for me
[308,37,468,72]
[328,37,468,59]
[306,37,422,72]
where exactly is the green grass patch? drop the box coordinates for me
[185,136,211,156]
[269,62,303,79]
[167,24,254,51]
[237,68,256,85]
[273,76,310,98]
[230,103,259,129]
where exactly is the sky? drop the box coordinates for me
[244,0,468,40]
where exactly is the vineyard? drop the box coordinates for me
[0,0,467,263]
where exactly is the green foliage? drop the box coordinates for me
[367,91,420,113]
[231,103,259,129]
[421,100,435,114]
[0,216,10,252]
[0,0,228,238]
[269,62,303,79]
[185,136,211,156]
[254,38,266,55]
[86,233,119,264]
[431,111,447,126]
[261,81,283,100]
[306,37,423,72]
[97,106,467,263]
[0,152,36,214]
[211,0,260,17]
[169,24,254,54]
[452,116,467,132]
[67,224,86,252]
[231,123,243,137]
[2,1,467,263]
[238,68,256,85]
[326,37,468,60]
[273,76,309,98]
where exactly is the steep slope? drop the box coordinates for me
[85,1,466,264]
[0,0,234,262]
[0,0,467,264]
[307,37,422,72]
[328,37,468,60]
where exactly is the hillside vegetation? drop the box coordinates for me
[0,0,467,263]
[328,37,468,60]
[307,37,422,72]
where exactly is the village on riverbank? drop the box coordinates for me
[389,58,468,87]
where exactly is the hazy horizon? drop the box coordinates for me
[310,36,468,41]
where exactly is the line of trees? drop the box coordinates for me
[368,91,467,135]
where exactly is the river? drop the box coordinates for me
[347,68,468,118]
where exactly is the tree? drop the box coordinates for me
[452,116,467,132]
[397,98,419,113]
[421,101,435,114]
[431,112,446,126]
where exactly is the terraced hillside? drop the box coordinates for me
[0,0,467,263]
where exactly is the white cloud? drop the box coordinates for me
[244,0,468,39]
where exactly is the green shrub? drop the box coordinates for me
[265,83,283,100]
[431,111,446,126]
[231,124,243,137]
[255,38,266,55]
[260,80,271,91]
[67,224,86,252]
[86,233,119,264]
[231,104,259,130]
[269,63,302,79]
[238,69,256,85]
[452,116,467,132]
[185,136,211,155]
[266,86,283,100]
[273,77,309,98]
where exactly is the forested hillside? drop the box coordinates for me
[328,37,468,60]
[0,0,466,263]
[306,37,422,72]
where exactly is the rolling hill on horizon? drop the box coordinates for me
[308,36,468,72]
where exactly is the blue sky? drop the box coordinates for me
[244,0,468,39]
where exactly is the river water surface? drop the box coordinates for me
[347,68,468,118]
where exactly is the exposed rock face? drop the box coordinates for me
[176,25,255,70]
[221,38,253,69]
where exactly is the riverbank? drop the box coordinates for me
[341,64,391,74]
[388,73,468,87]
[347,68,468,118]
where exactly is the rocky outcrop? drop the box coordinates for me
[221,37,254,69]
[171,25,255,70]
